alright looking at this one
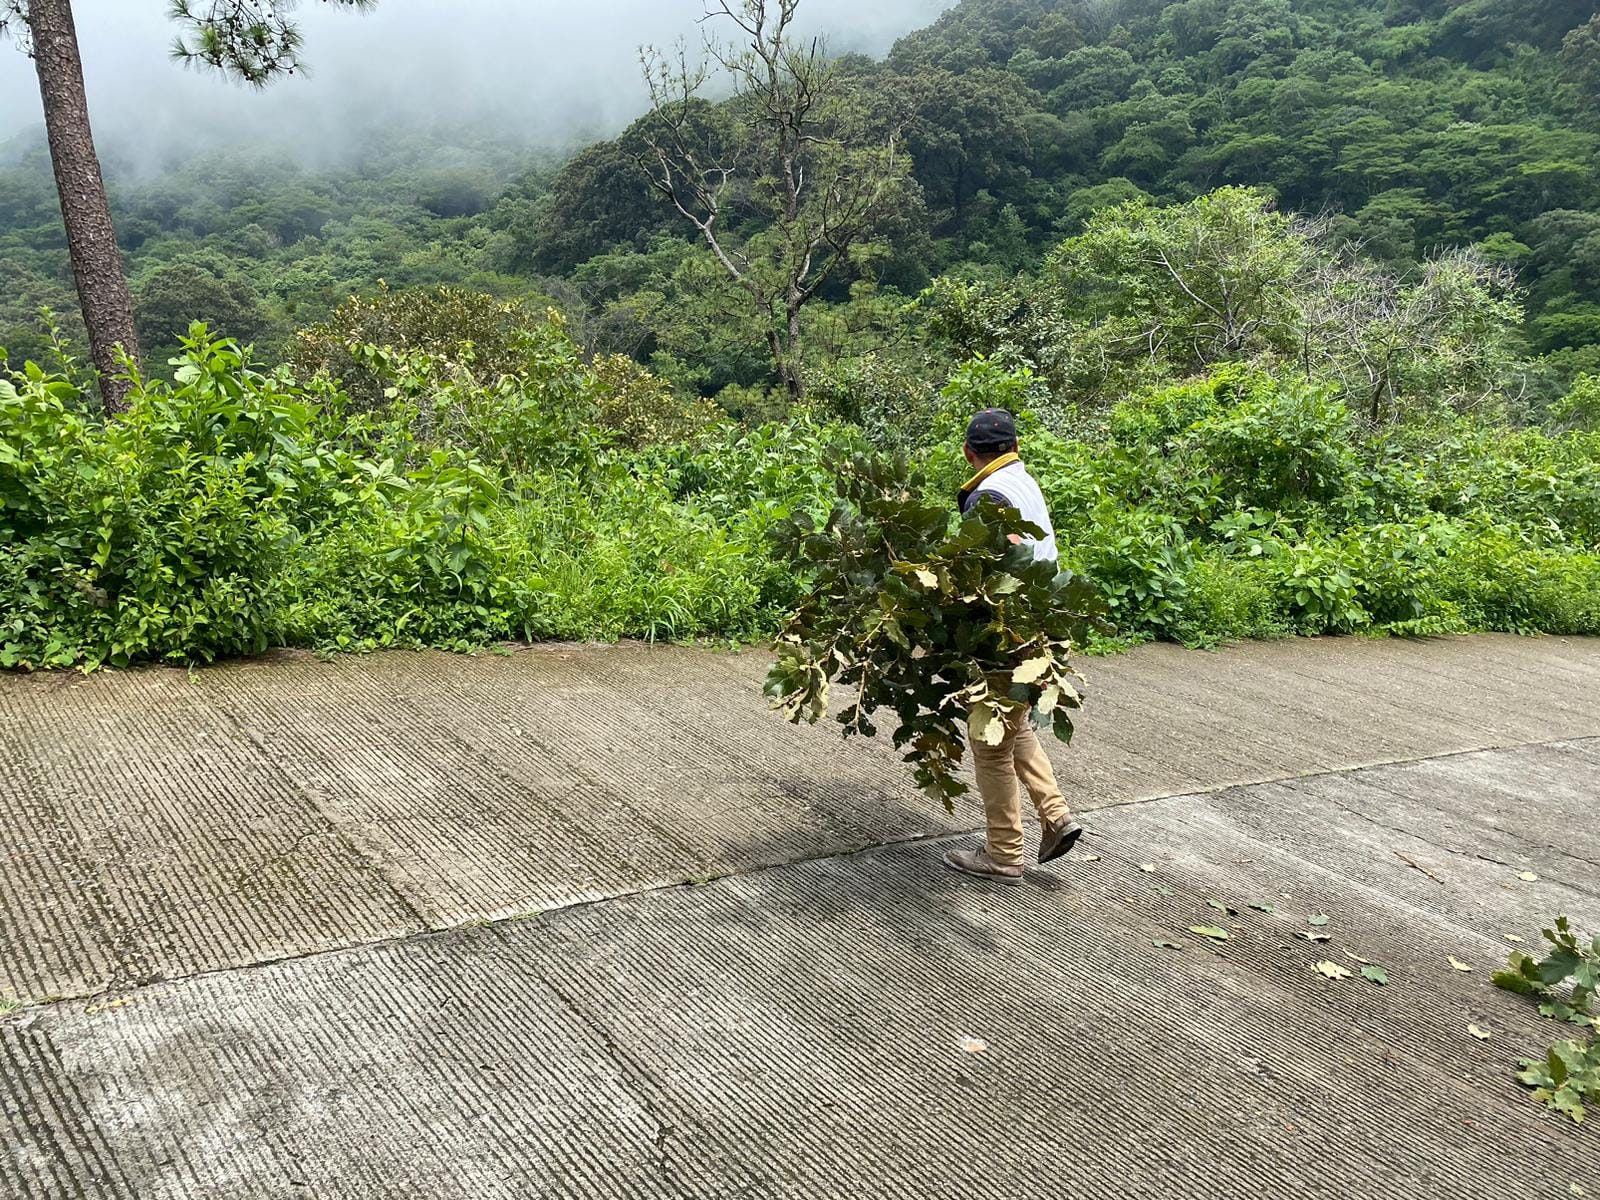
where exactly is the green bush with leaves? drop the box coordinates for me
[1,333,348,667]
[764,452,1101,808]
[1176,380,1358,518]
[1,326,787,668]
[291,286,545,411]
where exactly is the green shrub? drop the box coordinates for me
[805,354,940,454]
[1062,503,1194,637]
[1554,373,1600,431]
[1,333,347,668]
[1270,538,1366,634]
[1106,364,1261,447]
[1168,551,1291,647]
[590,354,725,450]
[291,285,541,410]
[1176,378,1357,518]
[1431,522,1600,635]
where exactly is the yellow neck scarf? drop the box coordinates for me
[960,451,1020,495]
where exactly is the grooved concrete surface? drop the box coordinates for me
[1,634,1598,1198]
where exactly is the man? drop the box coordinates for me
[944,408,1084,885]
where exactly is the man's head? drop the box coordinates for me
[963,408,1019,468]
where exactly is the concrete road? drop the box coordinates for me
[1,634,1597,1197]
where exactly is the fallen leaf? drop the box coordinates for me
[1467,1024,1491,1041]
[1248,902,1277,913]
[1152,939,1183,950]
[1296,931,1332,942]
[1139,863,1156,873]
[1517,871,1539,882]
[1503,934,1525,943]
[1570,1183,1586,1197]
[1206,899,1228,913]
[1448,956,1472,972]
[1077,854,1102,862]
[1307,914,1330,927]
[1153,885,1173,897]
[1359,965,1389,985]
[1315,961,1352,981]
[1343,952,1372,965]
[83,997,134,1015]
[1189,926,1230,941]
[959,1036,988,1053]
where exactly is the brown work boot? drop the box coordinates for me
[943,847,1024,885]
[1038,817,1084,865]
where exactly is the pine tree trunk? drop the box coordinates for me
[27,0,140,414]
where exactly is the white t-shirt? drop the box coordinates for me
[965,460,1058,563]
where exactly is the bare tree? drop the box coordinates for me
[638,0,912,401]
[0,1,375,414]
[1300,247,1524,425]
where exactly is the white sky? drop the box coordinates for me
[0,0,955,158]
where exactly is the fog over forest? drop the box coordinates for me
[0,0,956,164]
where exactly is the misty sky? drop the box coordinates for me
[0,0,955,158]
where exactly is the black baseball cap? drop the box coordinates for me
[965,408,1018,451]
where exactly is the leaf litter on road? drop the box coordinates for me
[1315,961,1351,981]
[1189,926,1230,941]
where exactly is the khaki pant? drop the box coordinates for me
[969,705,1071,867]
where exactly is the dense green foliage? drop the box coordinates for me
[5,300,1599,670]
[514,0,1600,398]
[0,133,540,371]
[0,325,852,668]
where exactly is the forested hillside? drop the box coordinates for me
[5,0,1600,672]
[4,0,1599,393]
[492,0,1600,394]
